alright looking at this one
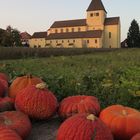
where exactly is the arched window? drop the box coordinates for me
[72,28,74,32]
[95,39,97,44]
[109,32,111,38]
[90,13,93,17]
[61,29,63,33]
[55,29,58,33]
[78,27,81,32]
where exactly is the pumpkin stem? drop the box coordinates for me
[122,110,127,115]
[87,114,96,121]
[4,119,12,125]
[26,74,32,78]
[36,83,47,89]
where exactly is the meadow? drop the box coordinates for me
[0,48,140,109]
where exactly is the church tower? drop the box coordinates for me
[86,0,107,30]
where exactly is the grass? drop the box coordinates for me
[0,48,140,109]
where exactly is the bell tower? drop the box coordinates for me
[86,0,107,30]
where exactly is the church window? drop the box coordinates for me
[55,29,58,33]
[72,28,74,32]
[96,13,99,16]
[109,32,111,38]
[90,13,93,17]
[61,29,63,33]
[73,40,75,43]
[87,40,89,43]
[78,27,81,32]
[95,39,97,44]
[66,28,69,32]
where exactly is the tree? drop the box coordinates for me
[0,28,5,46]
[0,26,22,47]
[12,29,22,47]
[2,26,13,47]
[127,19,140,48]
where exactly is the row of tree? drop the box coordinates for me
[127,19,140,48]
[0,26,21,47]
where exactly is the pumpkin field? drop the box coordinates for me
[0,48,140,140]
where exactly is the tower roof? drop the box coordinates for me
[87,0,107,13]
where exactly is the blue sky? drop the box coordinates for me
[0,0,140,41]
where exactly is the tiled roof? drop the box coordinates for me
[87,0,107,13]
[20,32,31,40]
[105,17,120,25]
[50,19,86,28]
[46,30,102,40]
[31,32,47,39]
[50,17,119,29]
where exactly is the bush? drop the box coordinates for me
[0,47,119,60]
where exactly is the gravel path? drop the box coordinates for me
[27,117,61,140]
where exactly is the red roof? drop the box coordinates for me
[50,17,119,29]
[50,19,87,28]
[105,17,120,25]
[31,32,47,39]
[46,30,102,40]
[20,32,31,40]
[87,0,107,13]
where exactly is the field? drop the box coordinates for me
[0,48,140,139]
[0,48,140,108]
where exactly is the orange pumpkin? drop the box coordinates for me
[0,79,8,97]
[15,83,58,120]
[99,105,140,140]
[9,75,43,98]
[59,95,100,119]
[131,133,140,140]
[0,111,32,139]
[57,113,113,140]
[0,126,22,140]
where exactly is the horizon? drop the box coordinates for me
[0,0,140,41]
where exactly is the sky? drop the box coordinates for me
[0,0,140,41]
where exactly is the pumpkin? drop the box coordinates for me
[0,79,8,97]
[0,97,15,112]
[15,83,58,120]
[0,111,32,139]
[58,95,100,119]
[131,133,140,140]
[99,105,140,140]
[9,75,43,98]
[57,113,114,140]
[0,126,22,140]
[0,73,9,82]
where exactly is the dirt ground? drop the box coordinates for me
[27,117,61,140]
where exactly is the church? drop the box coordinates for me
[30,0,121,48]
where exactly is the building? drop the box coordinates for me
[20,32,31,47]
[121,39,128,48]
[29,0,121,48]
[29,32,47,48]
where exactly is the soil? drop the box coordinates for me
[27,117,61,140]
